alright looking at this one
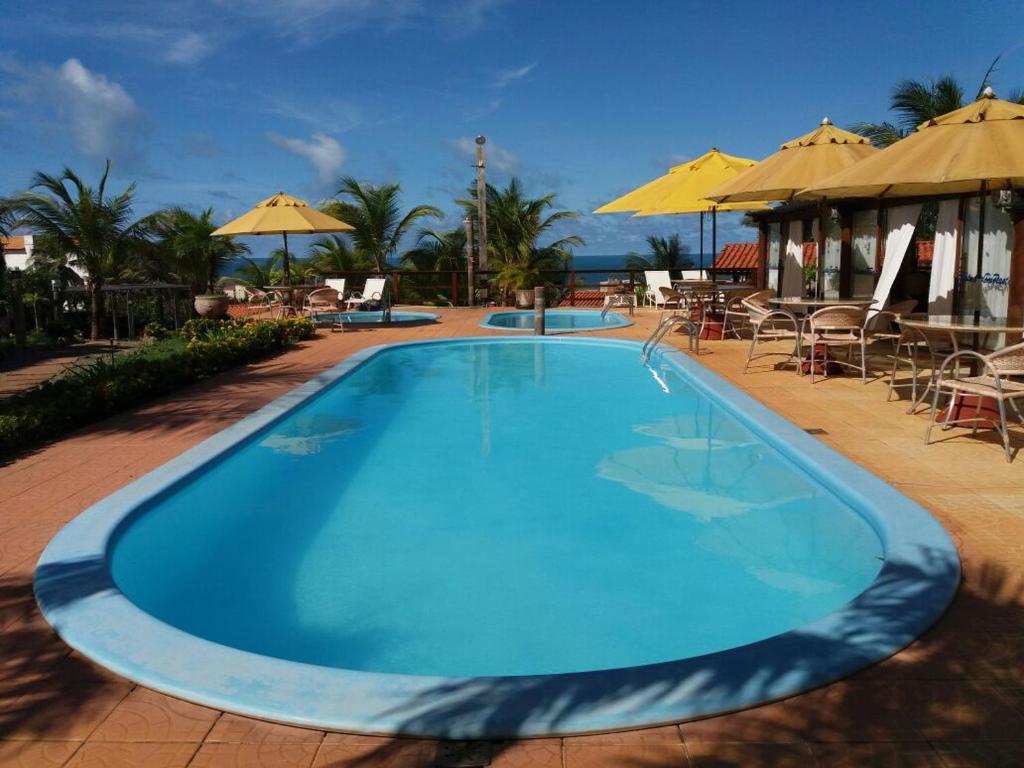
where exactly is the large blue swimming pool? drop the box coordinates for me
[36,337,958,737]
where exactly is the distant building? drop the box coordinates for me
[1,235,34,271]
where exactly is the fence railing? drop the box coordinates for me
[313,268,648,307]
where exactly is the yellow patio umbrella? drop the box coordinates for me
[594,148,770,274]
[211,192,354,284]
[705,119,878,204]
[802,89,1024,198]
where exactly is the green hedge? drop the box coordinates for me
[0,317,315,460]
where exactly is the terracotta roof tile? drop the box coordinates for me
[711,242,758,271]
[0,236,26,251]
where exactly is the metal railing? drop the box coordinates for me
[309,268,647,307]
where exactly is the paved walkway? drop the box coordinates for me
[0,307,1022,767]
[0,342,138,399]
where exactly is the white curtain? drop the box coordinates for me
[928,199,959,315]
[870,203,922,316]
[780,221,804,297]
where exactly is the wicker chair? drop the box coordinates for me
[926,342,1024,462]
[722,289,771,339]
[243,286,283,319]
[803,305,869,383]
[303,287,340,316]
[741,298,802,374]
[866,299,918,353]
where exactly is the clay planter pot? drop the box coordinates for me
[194,295,229,318]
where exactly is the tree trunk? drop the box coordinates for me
[32,304,39,330]
[89,281,102,340]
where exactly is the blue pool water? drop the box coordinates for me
[109,339,883,677]
[315,310,439,325]
[482,309,631,331]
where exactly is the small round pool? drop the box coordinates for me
[314,310,439,326]
[481,309,632,332]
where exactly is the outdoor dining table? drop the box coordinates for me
[265,284,320,314]
[897,314,1024,425]
[768,297,877,375]
[768,297,877,312]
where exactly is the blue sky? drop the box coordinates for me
[1,0,1023,258]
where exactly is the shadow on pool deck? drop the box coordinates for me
[10,555,1024,764]
[350,557,1024,765]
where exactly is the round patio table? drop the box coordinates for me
[769,298,877,375]
[266,285,320,315]
[898,315,1024,425]
[769,297,877,311]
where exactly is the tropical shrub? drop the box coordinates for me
[0,317,315,459]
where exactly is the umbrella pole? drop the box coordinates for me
[699,211,704,279]
[282,232,291,285]
[711,206,717,280]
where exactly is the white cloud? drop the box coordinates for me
[0,56,150,165]
[29,19,216,65]
[165,32,215,64]
[493,62,536,89]
[451,137,519,174]
[55,59,145,160]
[220,0,420,39]
[268,132,347,186]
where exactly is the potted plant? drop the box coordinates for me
[194,293,229,317]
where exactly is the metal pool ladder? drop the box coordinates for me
[641,315,699,362]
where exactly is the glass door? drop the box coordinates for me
[851,210,877,297]
[821,216,842,298]
[767,222,781,293]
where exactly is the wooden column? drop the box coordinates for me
[873,206,886,287]
[1008,207,1024,343]
[839,209,853,298]
[756,222,768,289]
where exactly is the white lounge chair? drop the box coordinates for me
[643,271,674,308]
[324,278,346,299]
[346,277,389,310]
[679,269,707,281]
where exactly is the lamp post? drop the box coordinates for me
[464,216,474,306]
[475,135,488,272]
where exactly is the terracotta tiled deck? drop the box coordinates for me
[1,307,1022,767]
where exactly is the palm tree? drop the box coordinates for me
[625,234,694,272]
[321,178,441,273]
[236,254,280,289]
[9,162,151,339]
[306,234,374,275]
[401,227,467,272]
[852,57,1024,147]
[153,207,249,296]
[459,178,582,299]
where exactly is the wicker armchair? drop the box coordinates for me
[303,287,340,316]
[722,289,771,339]
[803,305,869,383]
[926,342,1024,462]
[741,298,802,374]
[866,299,918,353]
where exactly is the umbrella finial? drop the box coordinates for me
[821,116,832,126]
[981,86,995,99]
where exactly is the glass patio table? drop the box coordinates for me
[897,314,1024,424]
[768,298,877,375]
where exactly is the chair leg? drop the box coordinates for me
[997,396,1013,462]
[743,333,757,374]
[810,340,817,384]
[971,396,983,436]
[925,383,943,445]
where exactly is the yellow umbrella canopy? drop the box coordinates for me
[803,91,1024,198]
[706,119,878,203]
[594,148,769,274]
[594,148,766,215]
[212,192,353,283]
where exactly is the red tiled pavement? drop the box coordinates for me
[1,306,1023,766]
